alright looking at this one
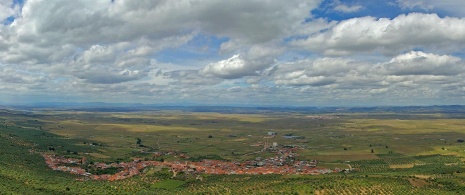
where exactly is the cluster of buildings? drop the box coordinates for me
[42,145,341,181]
[42,154,88,176]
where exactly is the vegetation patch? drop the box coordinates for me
[151,179,186,190]
[88,153,111,159]
[407,178,430,188]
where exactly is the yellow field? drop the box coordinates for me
[95,124,200,132]
[345,119,465,134]
[389,164,414,169]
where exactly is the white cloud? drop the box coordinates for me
[201,45,282,79]
[0,66,44,84]
[7,0,319,47]
[292,13,465,55]
[0,0,319,85]
[383,51,464,76]
[75,68,147,84]
[269,57,370,87]
[396,0,465,16]
[66,43,154,84]
[163,69,222,86]
[267,51,465,99]
[2,0,465,106]
[201,54,248,79]
[333,4,363,13]
[396,0,433,10]
[326,0,364,13]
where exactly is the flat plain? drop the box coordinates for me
[1,107,465,194]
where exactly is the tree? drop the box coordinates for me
[136,138,142,145]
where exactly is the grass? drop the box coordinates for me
[88,153,111,159]
[151,179,186,190]
[318,162,351,169]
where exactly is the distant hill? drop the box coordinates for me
[2,102,465,114]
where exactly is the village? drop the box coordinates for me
[42,144,343,181]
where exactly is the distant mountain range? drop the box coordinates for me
[2,102,465,114]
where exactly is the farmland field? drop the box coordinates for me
[1,107,465,194]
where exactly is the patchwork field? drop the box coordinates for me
[1,108,465,194]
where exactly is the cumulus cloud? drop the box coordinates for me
[383,51,464,76]
[201,45,283,79]
[7,0,318,47]
[267,51,465,97]
[292,13,465,55]
[201,54,248,79]
[269,57,371,87]
[0,0,319,86]
[2,0,465,106]
[65,43,155,84]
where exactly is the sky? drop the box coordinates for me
[1,0,465,106]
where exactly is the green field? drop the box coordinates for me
[1,108,465,194]
[151,179,186,190]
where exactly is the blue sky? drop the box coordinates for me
[1,0,465,106]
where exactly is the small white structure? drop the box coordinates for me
[272,142,278,147]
